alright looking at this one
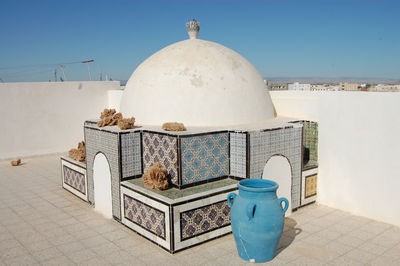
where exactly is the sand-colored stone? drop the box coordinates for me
[162,122,185,131]
[142,162,169,190]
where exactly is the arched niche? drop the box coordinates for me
[93,152,113,219]
[262,155,293,216]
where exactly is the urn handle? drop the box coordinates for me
[227,193,237,207]
[246,203,256,220]
[279,197,289,213]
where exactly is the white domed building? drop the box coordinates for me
[120,20,275,127]
[61,20,319,253]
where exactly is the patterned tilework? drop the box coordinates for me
[142,132,179,186]
[124,194,166,239]
[303,121,318,162]
[305,174,317,198]
[181,133,229,185]
[120,132,142,178]
[180,200,231,240]
[126,178,238,200]
[85,127,121,219]
[229,132,247,178]
[249,126,303,208]
[63,165,86,194]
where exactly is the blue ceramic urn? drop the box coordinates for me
[228,179,288,263]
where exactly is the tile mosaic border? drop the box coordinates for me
[301,167,318,205]
[248,125,303,209]
[119,131,142,180]
[123,194,166,240]
[172,191,234,252]
[61,158,88,202]
[84,127,121,219]
[120,186,171,250]
[179,200,231,241]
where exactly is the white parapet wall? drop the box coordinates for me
[0,81,120,160]
[271,91,400,226]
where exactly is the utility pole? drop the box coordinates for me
[59,64,67,81]
[54,69,57,82]
[100,68,103,81]
[81,60,94,81]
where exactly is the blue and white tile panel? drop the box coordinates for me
[173,191,234,252]
[61,158,88,202]
[229,132,247,178]
[120,132,142,178]
[249,125,303,209]
[180,132,229,185]
[142,132,179,186]
[301,167,318,206]
[120,186,171,250]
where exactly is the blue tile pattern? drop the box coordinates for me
[249,126,303,208]
[181,200,231,240]
[63,165,86,194]
[181,133,229,185]
[120,132,142,178]
[142,132,179,186]
[124,194,166,239]
[229,132,247,178]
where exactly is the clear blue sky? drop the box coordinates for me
[0,0,399,82]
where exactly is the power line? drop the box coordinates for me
[0,60,89,70]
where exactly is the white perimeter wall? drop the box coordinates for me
[271,91,400,226]
[0,81,120,160]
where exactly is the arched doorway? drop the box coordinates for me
[262,155,292,216]
[93,153,113,218]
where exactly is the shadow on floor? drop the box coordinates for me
[275,217,302,255]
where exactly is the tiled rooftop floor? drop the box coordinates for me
[1,154,400,266]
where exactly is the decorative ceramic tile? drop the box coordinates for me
[305,174,317,198]
[123,194,166,239]
[303,121,318,163]
[249,126,303,209]
[301,167,318,205]
[85,127,121,219]
[173,190,235,251]
[180,200,230,240]
[126,177,238,200]
[180,133,229,185]
[63,165,86,194]
[142,132,179,185]
[230,132,247,178]
[61,157,88,201]
[120,132,142,178]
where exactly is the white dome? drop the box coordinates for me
[120,38,275,127]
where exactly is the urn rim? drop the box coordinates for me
[238,179,279,193]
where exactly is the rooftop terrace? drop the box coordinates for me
[1,154,400,265]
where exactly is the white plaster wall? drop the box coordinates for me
[0,81,120,160]
[262,155,292,216]
[93,153,113,219]
[271,91,400,226]
[108,90,124,111]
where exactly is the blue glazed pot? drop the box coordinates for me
[228,179,288,263]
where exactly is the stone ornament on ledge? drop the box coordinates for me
[97,108,135,130]
[162,122,185,131]
[143,162,169,190]
[69,141,86,162]
[186,19,200,39]
[10,158,21,166]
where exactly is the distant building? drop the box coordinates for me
[288,82,311,91]
[265,80,288,91]
[340,82,359,91]
[311,84,340,91]
[370,84,400,92]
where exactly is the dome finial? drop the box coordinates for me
[186,19,200,39]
